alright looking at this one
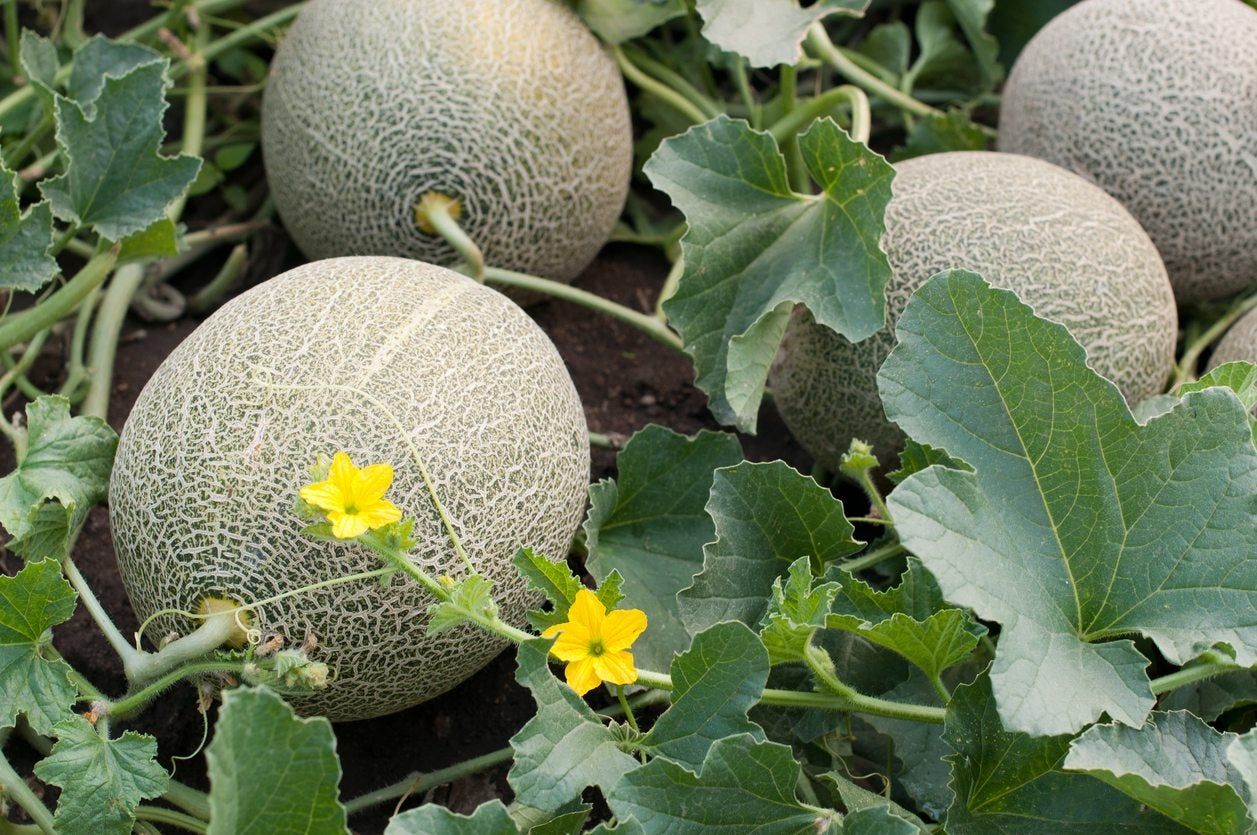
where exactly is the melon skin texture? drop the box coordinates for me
[998,0,1257,303]
[1209,309,1257,370]
[108,257,590,721]
[261,0,632,283]
[769,151,1177,469]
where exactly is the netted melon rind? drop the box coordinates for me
[769,151,1177,469]
[998,0,1257,303]
[108,257,590,721]
[261,0,632,283]
[1210,308,1257,370]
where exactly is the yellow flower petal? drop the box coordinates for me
[592,650,637,686]
[354,462,394,504]
[327,510,369,540]
[299,480,344,513]
[358,500,402,530]
[601,608,648,653]
[566,589,607,635]
[564,657,601,696]
[328,451,357,489]
[547,623,594,662]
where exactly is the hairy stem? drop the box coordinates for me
[732,58,759,129]
[841,542,905,574]
[769,85,871,146]
[803,644,945,724]
[63,557,144,670]
[161,781,211,821]
[107,661,247,720]
[654,254,683,321]
[0,248,119,355]
[133,806,207,834]
[0,747,55,835]
[1151,651,1242,696]
[185,242,247,314]
[124,609,240,686]
[620,46,721,119]
[342,747,514,816]
[612,45,709,125]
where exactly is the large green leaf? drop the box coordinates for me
[680,460,862,636]
[943,674,1188,833]
[205,686,347,834]
[573,0,686,43]
[584,426,743,670]
[641,621,768,770]
[695,0,869,67]
[40,59,200,241]
[1064,712,1254,835]
[608,734,838,833]
[0,164,56,292]
[508,640,637,812]
[386,801,517,834]
[35,717,169,835]
[646,116,894,431]
[0,396,117,561]
[881,271,1257,735]
[0,559,78,734]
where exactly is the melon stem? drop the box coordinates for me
[768,84,871,147]
[415,193,485,282]
[0,736,56,835]
[612,45,710,126]
[62,556,146,672]
[123,608,241,686]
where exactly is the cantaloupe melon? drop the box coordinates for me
[261,0,632,283]
[769,151,1176,469]
[998,0,1257,303]
[1210,309,1257,370]
[108,257,590,721]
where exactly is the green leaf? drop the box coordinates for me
[641,621,768,770]
[0,162,56,292]
[826,560,985,683]
[608,734,838,833]
[822,772,929,832]
[881,270,1257,735]
[520,802,592,835]
[19,32,59,99]
[205,686,346,835]
[515,548,584,632]
[64,35,164,113]
[1183,362,1257,441]
[646,116,894,431]
[584,426,743,671]
[886,439,968,484]
[891,110,988,162]
[680,460,862,636]
[427,574,499,636]
[904,2,984,96]
[760,557,841,664]
[987,0,1079,67]
[1064,712,1253,835]
[572,0,686,43]
[943,0,1003,86]
[943,674,1188,833]
[857,23,911,79]
[35,717,169,835]
[0,396,117,561]
[508,640,638,812]
[1161,669,1257,721]
[695,0,869,67]
[386,801,517,834]
[112,216,181,263]
[0,559,78,734]
[41,59,201,241]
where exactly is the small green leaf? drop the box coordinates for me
[519,801,592,835]
[886,439,968,484]
[641,621,768,770]
[386,800,517,834]
[65,35,164,113]
[112,216,181,263]
[610,734,837,832]
[759,557,841,664]
[1183,361,1257,439]
[508,640,637,812]
[18,32,59,99]
[35,717,169,835]
[943,674,1187,833]
[944,0,1003,86]
[585,426,743,671]
[515,548,584,631]
[205,686,346,835]
[573,0,686,43]
[821,770,929,832]
[695,0,869,67]
[1064,712,1253,835]
[213,141,256,172]
[891,110,988,162]
[594,570,625,610]
[680,460,862,637]
[857,22,911,79]
[882,270,1257,735]
[0,559,78,734]
[903,2,984,96]
[427,574,498,636]
[646,116,894,431]
[0,395,117,561]
[41,60,200,241]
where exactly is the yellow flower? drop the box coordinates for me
[300,451,402,540]
[541,589,647,696]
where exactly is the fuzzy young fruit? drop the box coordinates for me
[998,0,1257,302]
[769,152,1177,469]
[108,257,590,720]
[261,0,632,283]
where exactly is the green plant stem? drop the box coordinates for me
[612,45,709,125]
[654,254,683,320]
[62,557,144,670]
[841,542,906,573]
[778,66,810,193]
[588,431,617,450]
[0,248,119,355]
[107,661,247,720]
[343,747,514,816]
[0,820,40,835]
[769,85,871,146]
[416,193,484,282]
[732,58,759,129]
[853,468,892,526]
[617,684,640,733]
[1171,292,1257,387]
[0,329,50,403]
[124,608,240,686]
[805,24,940,120]
[134,806,208,833]
[57,283,100,400]
[3,0,18,77]
[174,3,303,77]
[80,263,144,420]
[620,46,721,119]
[485,266,683,352]
[0,748,55,835]
[1150,651,1241,695]
[161,781,211,821]
[186,242,247,314]
[167,24,209,222]
[803,644,945,724]
[3,117,52,170]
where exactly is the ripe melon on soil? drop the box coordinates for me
[261,0,632,283]
[769,151,1177,469]
[108,257,590,721]
[998,0,1257,303]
